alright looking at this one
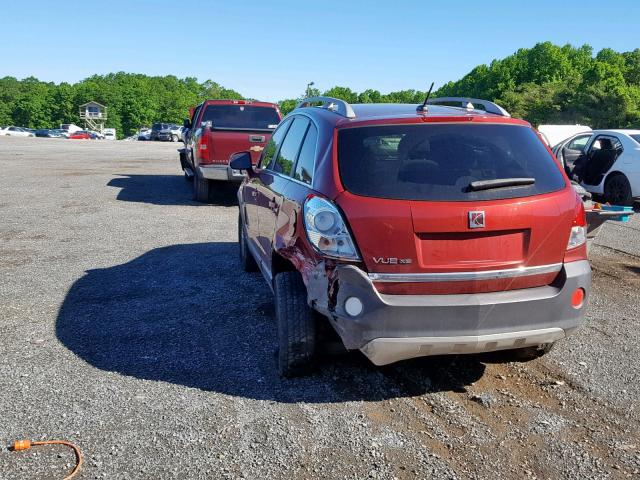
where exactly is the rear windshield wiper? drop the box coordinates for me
[468,178,535,191]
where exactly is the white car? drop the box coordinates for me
[137,128,151,141]
[538,124,592,148]
[1,126,35,137]
[104,128,116,140]
[553,129,640,205]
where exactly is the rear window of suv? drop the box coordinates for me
[201,105,280,131]
[338,123,566,201]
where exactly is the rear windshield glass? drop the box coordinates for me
[201,105,280,131]
[630,134,640,145]
[338,124,566,201]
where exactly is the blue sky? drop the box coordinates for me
[1,0,639,101]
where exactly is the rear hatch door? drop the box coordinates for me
[335,121,573,294]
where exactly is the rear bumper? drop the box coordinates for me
[307,260,591,365]
[198,165,245,182]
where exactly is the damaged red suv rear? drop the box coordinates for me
[231,96,591,376]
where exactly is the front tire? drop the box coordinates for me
[604,173,633,206]
[238,214,258,272]
[193,171,210,202]
[274,271,316,377]
[171,134,179,142]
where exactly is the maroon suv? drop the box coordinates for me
[231,96,591,377]
[180,99,282,202]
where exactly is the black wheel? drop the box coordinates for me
[274,271,316,377]
[238,213,258,272]
[604,173,633,206]
[171,134,179,142]
[193,171,210,202]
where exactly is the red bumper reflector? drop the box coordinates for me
[571,288,585,309]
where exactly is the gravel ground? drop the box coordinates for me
[0,136,638,479]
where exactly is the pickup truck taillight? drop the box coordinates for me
[564,195,587,262]
[198,135,212,164]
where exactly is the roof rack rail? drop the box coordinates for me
[426,97,510,117]
[296,96,356,119]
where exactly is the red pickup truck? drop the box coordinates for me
[180,99,282,202]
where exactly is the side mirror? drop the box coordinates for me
[229,151,253,171]
[183,118,191,129]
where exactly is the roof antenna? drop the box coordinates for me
[417,82,435,113]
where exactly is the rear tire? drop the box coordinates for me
[274,271,316,377]
[604,173,633,206]
[193,171,210,202]
[238,213,258,272]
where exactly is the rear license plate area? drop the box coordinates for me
[416,229,529,267]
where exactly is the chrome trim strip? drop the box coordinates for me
[368,263,563,283]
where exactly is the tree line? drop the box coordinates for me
[0,74,243,138]
[1,42,639,138]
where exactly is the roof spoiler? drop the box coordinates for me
[296,96,356,119]
[426,97,510,117]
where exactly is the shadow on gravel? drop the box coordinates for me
[107,174,237,207]
[56,242,484,402]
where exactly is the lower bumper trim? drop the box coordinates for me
[360,327,566,365]
[198,165,245,182]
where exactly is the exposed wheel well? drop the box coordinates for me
[272,252,297,278]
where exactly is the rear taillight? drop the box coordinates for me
[567,197,587,251]
[198,135,211,164]
[303,196,360,261]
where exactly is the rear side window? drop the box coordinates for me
[338,124,566,201]
[201,104,280,131]
[589,135,623,153]
[294,123,318,185]
[272,117,309,176]
[631,134,640,145]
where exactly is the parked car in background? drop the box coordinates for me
[553,129,640,205]
[150,123,170,141]
[137,128,151,141]
[48,129,66,138]
[1,126,35,137]
[104,128,116,140]
[37,129,66,138]
[181,99,282,201]
[232,96,591,376]
[60,123,83,135]
[538,124,591,148]
[35,129,52,137]
[68,130,93,140]
[156,124,182,142]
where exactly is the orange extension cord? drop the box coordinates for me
[11,439,83,480]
